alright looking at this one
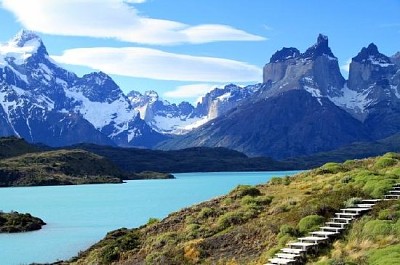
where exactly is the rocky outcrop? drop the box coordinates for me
[262,34,345,98]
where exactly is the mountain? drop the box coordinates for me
[159,89,371,159]
[127,83,264,134]
[160,34,399,159]
[0,30,165,147]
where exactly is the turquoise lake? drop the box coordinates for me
[0,171,300,265]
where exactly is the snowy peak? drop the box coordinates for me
[302,34,336,60]
[269,47,300,63]
[11,30,42,47]
[74,71,124,103]
[352,43,393,66]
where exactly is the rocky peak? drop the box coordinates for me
[144,90,159,103]
[301,34,336,60]
[8,29,48,57]
[352,43,392,65]
[269,47,300,63]
[11,30,41,47]
[391,52,400,67]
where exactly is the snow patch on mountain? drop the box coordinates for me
[65,88,137,133]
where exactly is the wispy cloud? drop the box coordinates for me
[1,0,265,45]
[164,84,219,99]
[52,47,262,82]
[340,58,352,72]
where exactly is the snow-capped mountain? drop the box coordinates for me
[127,83,265,134]
[0,30,165,147]
[158,34,400,159]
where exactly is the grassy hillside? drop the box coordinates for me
[0,136,42,159]
[64,152,400,265]
[0,149,123,187]
[0,211,46,233]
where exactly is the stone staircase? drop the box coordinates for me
[264,183,400,265]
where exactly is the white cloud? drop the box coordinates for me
[164,84,219,99]
[1,0,265,45]
[341,59,352,72]
[51,47,262,82]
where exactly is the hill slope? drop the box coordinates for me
[64,153,400,265]
[0,149,123,187]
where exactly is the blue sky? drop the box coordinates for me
[1,0,399,103]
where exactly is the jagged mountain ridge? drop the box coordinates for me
[1,30,399,159]
[0,30,166,147]
[158,34,400,158]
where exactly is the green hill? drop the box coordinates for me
[0,136,42,159]
[64,153,400,265]
[0,149,123,187]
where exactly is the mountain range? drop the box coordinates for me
[0,30,399,159]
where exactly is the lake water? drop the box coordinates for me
[0,171,300,265]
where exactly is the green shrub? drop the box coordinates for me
[319,162,344,174]
[147,218,160,225]
[374,157,397,169]
[230,185,261,198]
[362,220,392,238]
[344,197,362,208]
[298,215,324,234]
[197,207,216,219]
[279,224,298,237]
[216,211,244,231]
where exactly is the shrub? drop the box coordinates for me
[319,162,344,174]
[230,185,261,198]
[147,218,159,225]
[362,220,392,238]
[197,207,216,219]
[344,197,362,208]
[374,157,397,169]
[216,211,244,231]
[298,215,324,234]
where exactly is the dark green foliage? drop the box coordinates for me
[0,211,45,233]
[229,185,261,198]
[0,137,42,159]
[298,215,324,234]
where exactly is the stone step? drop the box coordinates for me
[298,236,328,244]
[310,230,339,238]
[384,194,400,199]
[275,252,301,260]
[325,222,347,228]
[389,190,400,194]
[268,257,296,264]
[355,204,374,208]
[287,242,317,251]
[280,248,304,254]
[341,207,371,213]
[320,226,344,232]
[335,212,358,217]
[361,199,382,203]
[330,217,353,223]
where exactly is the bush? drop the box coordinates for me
[230,185,261,198]
[298,215,324,234]
[362,220,392,238]
[374,157,397,169]
[147,218,159,225]
[197,207,216,219]
[216,211,244,231]
[344,197,362,208]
